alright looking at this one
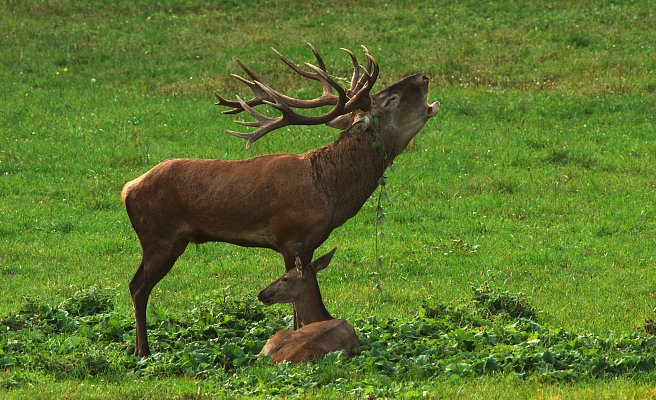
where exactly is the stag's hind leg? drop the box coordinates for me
[129,239,188,357]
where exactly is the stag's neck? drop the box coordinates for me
[296,279,333,326]
[309,130,392,227]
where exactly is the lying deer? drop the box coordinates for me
[258,248,358,363]
[122,44,440,356]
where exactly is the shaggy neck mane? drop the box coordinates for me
[308,129,392,228]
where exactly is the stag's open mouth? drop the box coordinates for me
[427,101,440,117]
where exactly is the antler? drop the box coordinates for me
[214,44,379,148]
[341,45,379,113]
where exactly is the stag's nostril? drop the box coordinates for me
[422,75,430,85]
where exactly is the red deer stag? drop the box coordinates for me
[122,44,440,357]
[258,248,358,363]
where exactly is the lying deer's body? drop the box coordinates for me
[258,249,358,363]
[122,45,439,357]
[260,319,357,364]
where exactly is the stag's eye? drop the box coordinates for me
[382,94,400,109]
[281,277,288,283]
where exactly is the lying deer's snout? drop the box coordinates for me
[257,289,271,305]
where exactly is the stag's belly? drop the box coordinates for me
[186,206,328,252]
[188,223,274,248]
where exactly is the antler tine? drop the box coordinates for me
[359,46,378,82]
[213,73,270,114]
[230,73,254,87]
[344,75,372,112]
[257,67,347,121]
[236,59,261,82]
[352,69,370,95]
[225,95,278,145]
[255,81,298,115]
[233,96,274,126]
[346,46,379,99]
[340,47,360,97]
[272,45,335,99]
[303,62,347,101]
[305,43,327,74]
[272,47,312,79]
[364,50,379,86]
[213,91,242,114]
[213,58,271,114]
[340,47,379,112]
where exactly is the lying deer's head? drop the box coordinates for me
[258,248,337,306]
[215,44,439,154]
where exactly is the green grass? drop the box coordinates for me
[4,285,656,398]
[1,0,656,398]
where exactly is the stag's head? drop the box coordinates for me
[347,73,441,157]
[258,248,336,306]
[215,44,439,153]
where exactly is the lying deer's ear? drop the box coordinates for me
[311,247,337,273]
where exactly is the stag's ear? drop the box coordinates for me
[345,113,371,135]
[327,111,371,135]
[311,247,337,273]
[326,114,352,130]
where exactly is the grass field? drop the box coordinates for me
[2,0,656,398]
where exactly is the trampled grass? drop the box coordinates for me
[1,0,655,398]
